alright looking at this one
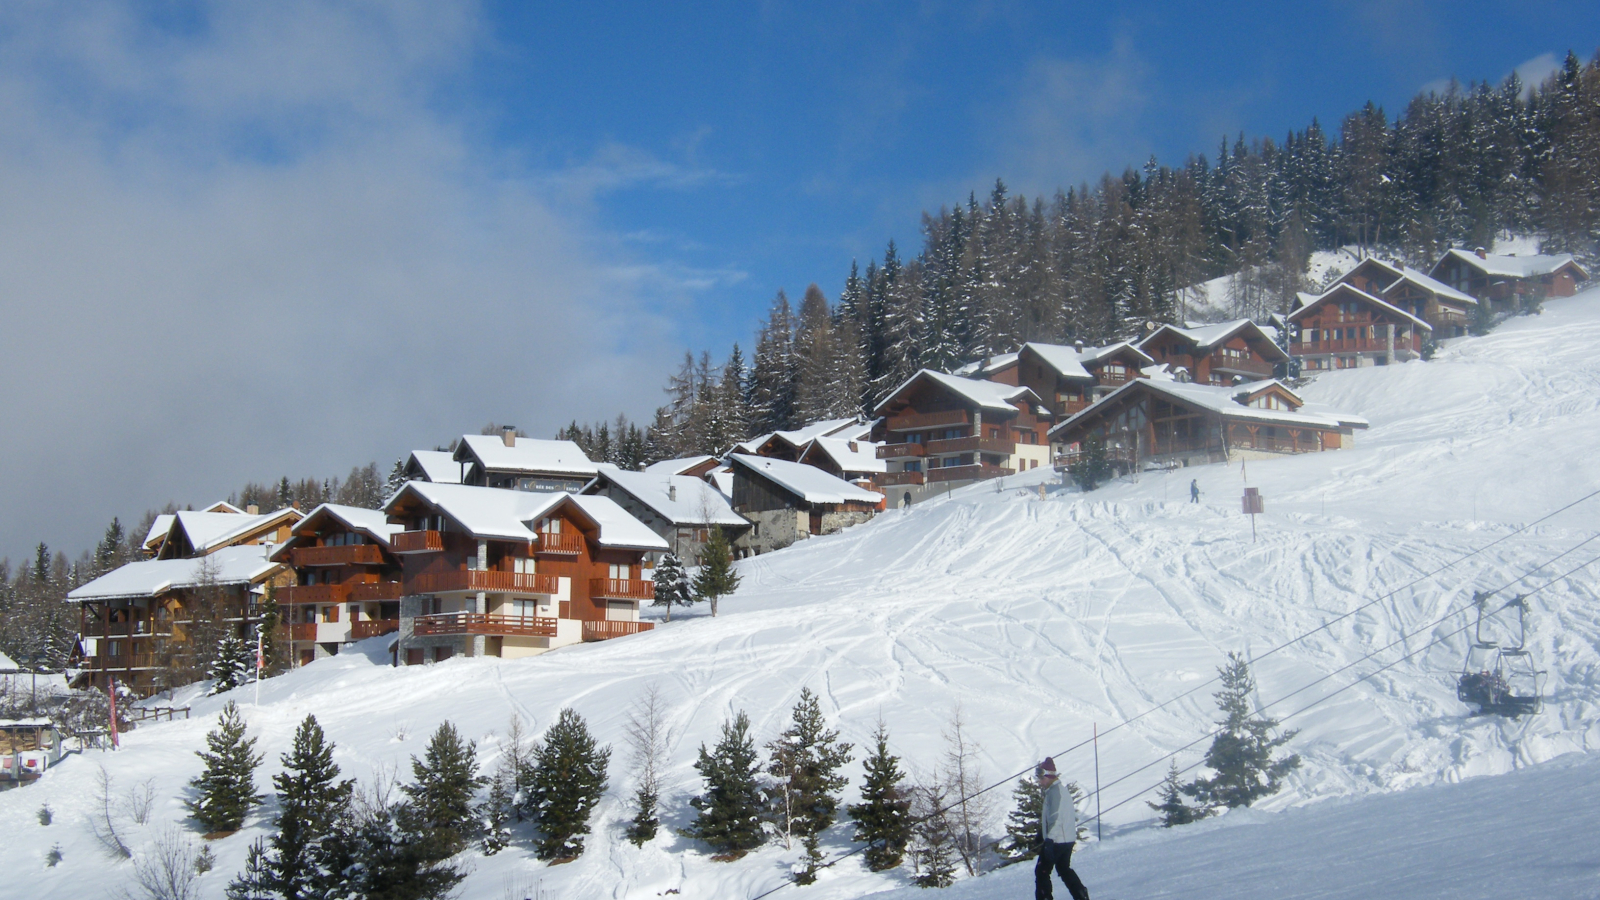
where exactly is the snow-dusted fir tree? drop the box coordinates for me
[257,715,354,900]
[477,770,513,855]
[996,776,1043,864]
[401,721,485,855]
[909,780,958,888]
[1184,652,1300,811]
[693,527,741,617]
[1149,761,1208,827]
[624,687,671,847]
[188,701,264,835]
[847,722,912,872]
[766,688,853,869]
[386,458,408,496]
[652,552,695,622]
[687,710,766,856]
[208,634,254,695]
[527,708,610,860]
[224,838,273,900]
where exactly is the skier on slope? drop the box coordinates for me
[1036,757,1091,900]
[1190,479,1200,503]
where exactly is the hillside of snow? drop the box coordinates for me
[5,289,1600,899]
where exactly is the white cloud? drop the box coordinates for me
[0,2,688,560]
[1512,52,1560,95]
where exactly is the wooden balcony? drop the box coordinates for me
[281,584,351,606]
[350,582,403,602]
[1054,399,1090,417]
[412,613,559,638]
[84,654,158,671]
[1210,356,1274,377]
[582,620,655,641]
[1054,448,1137,469]
[392,530,444,553]
[284,623,318,642]
[876,442,927,459]
[290,544,385,567]
[925,436,1016,456]
[406,570,560,596]
[350,619,400,640]
[1094,369,1132,385]
[535,531,585,555]
[926,463,1013,483]
[589,578,655,601]
[876,471,926,487]
[1296,337,1420,355]
[885,409,970,432]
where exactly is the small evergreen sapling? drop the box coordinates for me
[651,552,695,622]
[527,708,610,860]
[478,771,513,855]
[1184,652,1301,811]
[996,776,1042,864]
[766,687,853,879]
[187,701,265,835]
[692,527,741,616]
[208,634,255,695]
[1149,761,1208,827]
[624,687,672,847]
[847,723,912,872]
[909,781,958,888]
[401,721,485,855]
[687,710,765,856]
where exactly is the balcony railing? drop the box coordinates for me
[924,436,1016,456]
[1209,356,1274,377]
[281,584,351,606]
[350,582,403,602]
[412,613,559,638]
[406,570,561,596]
[582,620,655,641]
[1296,337,1420,355]
[290,544,385,567]
[535,531,585,555]
[885,409,970,432]
[876,471,926,487]
[284,623,318,642]
[350,619,400,640]
[84,654,158,671]
[589,578,655,601]
[392,530,443,554]
[1054,399,1090,417]
[1094,369,1132,385]
[876,442,927,459]
[926,463,1013,483]
[1054,448,1137,469]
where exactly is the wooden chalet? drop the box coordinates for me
[1288,283,1432,371]
[1136,319,1289,386]
[402,449,464,484]
[870,369,1053,492]
[725,453,884,554]
[735,418,872,462]
[643,455,723,479]
[1428,248,1589,314]
[1049,377,1366,472]
[453,429,599,493]
[1336,257,1477,338]
[796,436,885,485]
[142,504,300,560]
[268,504,406,665]
[385,482,668,664]
[959,341,1155,418]
[0,719,63,789]
[585,463,751,564]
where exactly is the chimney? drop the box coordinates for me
[1073,339,1085,353]
[848,441,859,452]
[668,484,677,502]
[502,426,517,448]
[1475,247,1488,260]
[246,504,259,515]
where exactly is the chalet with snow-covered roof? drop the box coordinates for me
[725,453,884,554]
[268,504,406,665]
[1049,377,1366,473]
[1136,319,1289,386]
[735,418,873,461]
[960,341,1155,418]
[452,429,599,493]
[385,483,667,664]
[796,436,886,485]
[1335,257,1477,338]
[585,463,751,563]
[1428,248,1589,314]
[146,506,302,560]
[643,455,723,479]
[402,449,464,484]
[870,370,1053,492]
[1288,283,1431,371]
[0,719,63,788]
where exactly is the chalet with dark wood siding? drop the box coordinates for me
[1288,283,1432,371]
[1049,378,1367,472]
[268,504,406,665]
[643,455,722,478]
[725,454,884,554]
[870,369,1053,492]
[735,419,872,462]
[1428,248,1589,314]
[1136,319,1289,386]
[385,482,667,664]
[960,341,1154,417]
[452,429,599,493]
[1335,257,1478,338]
[584,463,751,564]
[402,449,463,484]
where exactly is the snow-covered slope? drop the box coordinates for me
[6,290,1600,899]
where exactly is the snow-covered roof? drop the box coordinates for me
[1232,379,1305,406]
[142,514,175,550]
[1138,319,1289,361]
[0,719,54,729]
[1433,249,1588,281]
[387,482,667,550]
[776,418,863,445]
[1289,283,1433,331]
[644,455,719,476]
[726,454,884,505]
[591,464,748,527]
[952,352,1021,377]
[273,503,404,560]
[407,450,462,484]
[709,469,734,499]
[202,501,245,514]
[158,507,303,555]
[0,650,18,672]
[67,545,282,602]
[1049,377,1362,439]
[874,369,1039,416]
[454,435,599,478]
[802,436,887,474]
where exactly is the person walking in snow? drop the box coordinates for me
[1036,757,1091,900]
[1190,479,1200,503]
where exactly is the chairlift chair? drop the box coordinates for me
[1456,594,1546,718]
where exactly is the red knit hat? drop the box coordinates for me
[1036,756,1058,778]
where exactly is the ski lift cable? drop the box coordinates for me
[744,518,1600,899]
[1091,550,1600,823]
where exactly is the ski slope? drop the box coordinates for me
[5,289,1600,899]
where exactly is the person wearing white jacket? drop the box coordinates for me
[1036,757,1091,900]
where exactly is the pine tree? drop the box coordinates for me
[847,723,912,872]
[527,708,610,860]
[1184,652,1300,811]
[94,518,124,575]
[478,770,513,855]
[766,687,853,845]
[1067,433,1113,491]
[909,781,958,888]
[692,526,741,617]
[651,552,695,622]
[687,710,766,856]
[386,458,409,496]
[996,776,1042,864]
[342,802,466,900]
[208,633,255,695]
[268,715,355,900]
[225,838,275,900]
[1148,761,1208,827]
[188,701,264,835]
[400,721,485,856]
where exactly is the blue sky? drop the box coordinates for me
[0,1,1594,560]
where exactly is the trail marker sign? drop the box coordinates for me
[1242,487,1264,541]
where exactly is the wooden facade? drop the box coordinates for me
[270,505,406,666]
[1336,258,1476,339]
[977,342,1154,418]
[1288,283,1431,372]
[1428,249,1589,314]
[1136,321,1289,386]
[871,370,1054,487]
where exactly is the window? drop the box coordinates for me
[513,557,536,575]
[511,599,536,618]
[321,605,339,623]
[537,517,562,534]
[609,563,631,580]
[348,604,360,620]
